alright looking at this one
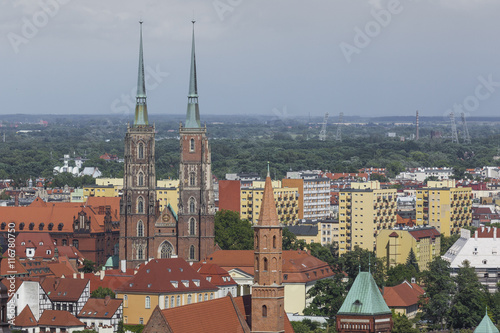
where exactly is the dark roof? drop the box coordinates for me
[286,225,318,236]
[408,227,440,241]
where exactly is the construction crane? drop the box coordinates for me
[319,112,329,141]
[461,112,471,144]
[335,112,344,142]
[450,112,459,144]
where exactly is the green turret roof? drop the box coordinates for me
[475,310,499,333]
[337,271,391,316]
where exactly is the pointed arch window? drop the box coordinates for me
[138,172,144,186]
[262,305,268,317]
[137,246,144,260]
[189,172,195,186]
[190,138,195,152]
[138,143,144,159]
[160,242,173,259]
[263,257,268,271]
[189,198,196,214]
[273,235,277,248]
[189,245,196,260]
[137,220,144,237]
[138,197,144,213]
[189,218,196,236]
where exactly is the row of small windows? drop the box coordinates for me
[1,222,62,231]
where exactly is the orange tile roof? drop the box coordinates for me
[0,256,29,277]
[38,310,85,327]
[78,297,122,319]
[13,305,37,327]
[41,277,89,302]
[383,280,424,308]
[206,250,334,283]
[116,258,218,294]
[0,197,120,234]
[84,272,131,293]
[191,263,237,287]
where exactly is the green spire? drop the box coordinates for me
[134,21,148,126]
[185,20,201,128]
[474,308,499,333]
[337,271,391,316]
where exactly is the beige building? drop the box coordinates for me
[282,175,330,221]
[416,180,472,236]
[240,183,299,225]
[156,180,180,213]
[338,181,397,255]
[82,184,119,200]
[376,227,441,270]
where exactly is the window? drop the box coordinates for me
[72,240,79,249]
[62,239,67,246]
[137,220,144,237]
[160,242,173,259]
[69,304,73,313]
[189,198,195,214]
[138,246,144,260]
[263,257,268,271]
[210,293,214,300]
[190,138,195,152]
[189,173,195,186]
[164,297,169,309]
[189,218,196,236]
[273,235,276,248]
[204,293,208,301]
[189,245,195,260]
[187,294,192,304]
[138,143,144,159]
[176,296,181,307]
[145,296,150,309]
[139,318,144,325]
[138,197,144,214]
[138,173,144,186]
[198,294,202,302]
[262,305,268,317]
[171,296,175,308]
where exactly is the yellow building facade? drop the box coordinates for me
[338,181,397,255]
[376,227,441,270]
[415,180,472,236]
[240,183,300,225]
[82,184,119,200]
[156,180,179,213]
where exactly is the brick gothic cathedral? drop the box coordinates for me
[119,22,215,269]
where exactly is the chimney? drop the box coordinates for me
[100,270,105,280]
[73,273,77,279]
[80,272,84,279]
[120,260,126,273]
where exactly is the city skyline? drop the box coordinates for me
[2,0,500,119]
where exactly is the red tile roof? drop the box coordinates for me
[38,310,85,327]
[408,228,441,241]
[84,271,131,293]
[206,250,334,284]
[147,294,294,333]
[116,258,218,294]
[78,297,122,319]
[40,277,89,302]
[13,305,37,327]
[383,280,424,308]
[191,263,237,287]
[0,256,28,277]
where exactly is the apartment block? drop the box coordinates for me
[282,173,330,221]
[338,181,397,255]
[415,180,472,236]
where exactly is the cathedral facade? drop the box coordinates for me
[119,22,214,269]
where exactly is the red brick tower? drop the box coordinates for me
[120,22,160,269]
[251,169,285,333]
[177,21,215,262]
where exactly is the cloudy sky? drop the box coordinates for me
[1,0,500,119]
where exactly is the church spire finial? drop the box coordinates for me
[267,161,270,178]
[185,20,201,128]
[134,20,148,126]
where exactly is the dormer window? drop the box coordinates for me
[182,280,189,287]
[171,281,178,288]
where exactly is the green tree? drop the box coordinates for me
[440,233,460,255]
[303,274,346,325]
[214,210,253,250]
[386,264,417,287]
[406,248,419,273]
[282,227,307,250]
[306,242,338,266]
[81,259,98,273]
[419,257,454,329]
[91,286,115,299]
[449,260,487,329]
[391,311,418,333]
[338,246,385,289]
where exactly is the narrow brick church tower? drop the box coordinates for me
[120,21,158,269]
[251,167,285,333]
[177,21,215,262]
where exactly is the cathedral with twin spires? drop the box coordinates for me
[119,21,215,269]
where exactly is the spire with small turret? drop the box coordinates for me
[134,21,148,126]
[185,20,201,128]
